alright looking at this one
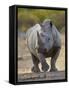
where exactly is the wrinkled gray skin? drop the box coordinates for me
[26,19,61,73]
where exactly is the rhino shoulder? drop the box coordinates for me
[26,24,41,57]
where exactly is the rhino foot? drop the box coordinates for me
[50,68,58,72]
[42,63,49,72]
[31,66,40,73]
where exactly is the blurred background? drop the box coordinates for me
[18,8,65,33]
[18,8,65,77]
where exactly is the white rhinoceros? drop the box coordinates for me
[26,19,61,72]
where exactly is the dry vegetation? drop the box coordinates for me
[18,8,65,32]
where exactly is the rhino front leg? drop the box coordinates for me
[50,48,60,72]
[31,54,40,73]
[38,53,49,72]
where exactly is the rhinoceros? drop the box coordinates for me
[26,19,61,72]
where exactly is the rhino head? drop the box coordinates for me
[37,19,54,52]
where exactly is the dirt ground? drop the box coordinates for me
[18,33,65,75]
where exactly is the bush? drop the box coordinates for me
[60,26,65,33]
[18,8,65,32]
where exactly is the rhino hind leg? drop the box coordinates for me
[31,54,40,73]
[50,48,60,72]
